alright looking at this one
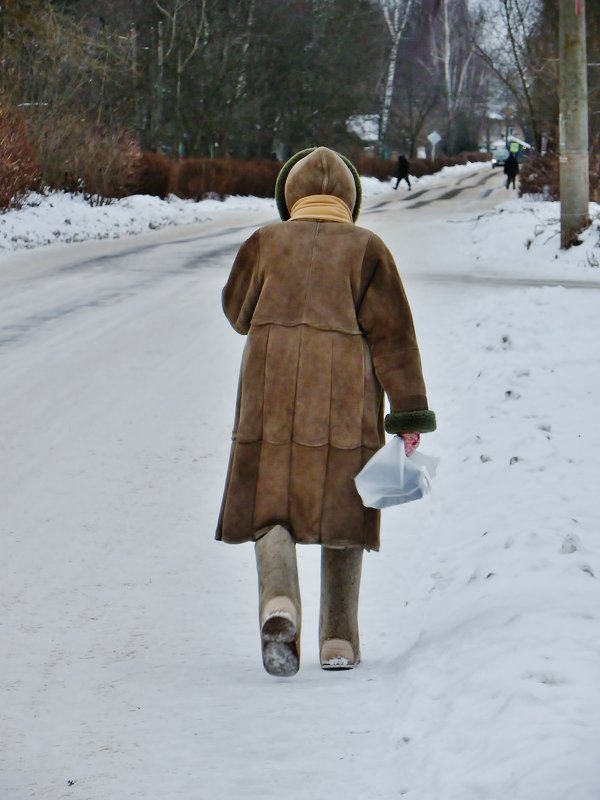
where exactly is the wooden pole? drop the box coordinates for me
[559,0,589,248]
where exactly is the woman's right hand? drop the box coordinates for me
[399,432,420,457]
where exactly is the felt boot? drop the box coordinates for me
[319,546,363,669]
[255,525,301,677]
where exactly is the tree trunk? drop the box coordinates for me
[442,0,454,151]
[559,0,589,248]
[380,0,415,147]
[381,35,400,142]
[155,20,164,151]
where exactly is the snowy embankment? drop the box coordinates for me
[1,160,598,278]
[1,163,600,799]
[375,187,600,797]
[0,177,386,252]
[384,283,600,798]
[0,163,491,253]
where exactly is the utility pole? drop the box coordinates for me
[559,0,589,248]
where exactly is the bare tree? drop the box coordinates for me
[431,0,483,152]
[474,0,543,148]
[151,0,207,153]
[0,3,133,128]
[385,1,443,156]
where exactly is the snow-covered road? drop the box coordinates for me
[2,167,600,800]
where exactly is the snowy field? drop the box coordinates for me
[1,165,600,800]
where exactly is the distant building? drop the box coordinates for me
[347,114,380,151]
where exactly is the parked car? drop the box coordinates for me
[490,143,510,167]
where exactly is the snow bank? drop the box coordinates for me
[387,282,600,799]
[412,158,492,186]
[464,198,600,277]
[0,191,276,253]
[0,162,487,256]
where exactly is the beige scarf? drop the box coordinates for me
[289,194,353,224]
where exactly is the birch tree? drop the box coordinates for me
[377,0,416,145]
[430,0,486,152]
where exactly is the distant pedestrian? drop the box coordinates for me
[393,154,411,190]
[504,153,519,190]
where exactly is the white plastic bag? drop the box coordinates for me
[354,436,439,509]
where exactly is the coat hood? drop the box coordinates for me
[275,147,362,222]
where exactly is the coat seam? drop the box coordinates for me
[251,324,270,532]
[255,228,262,288]
[320,148,328,194]
[318,333,335,543]
[287,325,303,527]
[356,233,376,315]
[301,222,321,318]
[251,320,362,335]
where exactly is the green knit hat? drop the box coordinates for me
[275,147,362,222]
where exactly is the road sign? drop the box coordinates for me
[427,131,442,160]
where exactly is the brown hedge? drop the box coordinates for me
[519,152,600,202]
[356,151,491,182]
[519,154,560,200]
[174,158,280,201]
[173,152,493,201]
[31,114,140,204]
[133,151,176,199]
[0,106,39,211]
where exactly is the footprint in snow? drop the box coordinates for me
[560,533,581,554]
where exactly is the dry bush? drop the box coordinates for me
[133,152,176,199]
[354,155,395,181]
[520,150,600,202]
[460,151,492,163]
[77,128,140,203]
[519,154,560,199]
[589,152,600,203]
[227,160,281,197]
[0,106,39,211]
[34,114,140,204]
[176,159,227,200]
[409,157,459,178]
[175,158,280,200]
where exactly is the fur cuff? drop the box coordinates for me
[384,409,437,434]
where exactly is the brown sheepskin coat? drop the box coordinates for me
[216,148,433,551]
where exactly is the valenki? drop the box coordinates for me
[216,146,436,676]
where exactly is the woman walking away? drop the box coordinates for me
[216,146,436,677]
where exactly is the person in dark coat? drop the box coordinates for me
[393,154,411,190]
[504,153,519,190]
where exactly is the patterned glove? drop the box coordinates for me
[400,432,421,457]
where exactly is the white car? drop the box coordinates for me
[490,145,510,167]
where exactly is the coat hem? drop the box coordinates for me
[215,532,378,552]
